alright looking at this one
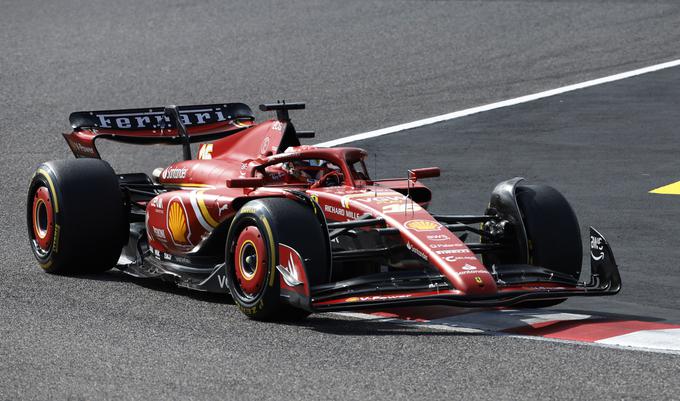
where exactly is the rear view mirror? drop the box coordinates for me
[408,167,440,181]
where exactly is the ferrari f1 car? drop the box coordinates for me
[27,101,621,319]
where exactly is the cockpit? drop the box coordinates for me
[258,148,371,188]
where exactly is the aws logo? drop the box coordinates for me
[167,197,192,247]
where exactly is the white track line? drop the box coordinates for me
[316,58,680,147]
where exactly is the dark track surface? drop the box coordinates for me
[2,0,680,400]
[361,66,680,323]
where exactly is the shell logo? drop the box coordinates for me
[167,198,191,246]
[404,219,441,232]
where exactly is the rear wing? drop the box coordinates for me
[64,103,254,158]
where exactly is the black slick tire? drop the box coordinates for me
[514,184,582,308]
[225,198,329,320]
[27,159,127,274]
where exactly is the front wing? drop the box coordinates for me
[309,227,621,312]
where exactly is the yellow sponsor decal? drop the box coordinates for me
[168,200,190,245]
[650,181,680,195]
[404,219,441,232]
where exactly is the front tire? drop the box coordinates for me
[514,184,582,308]
[225,198,329,320]
[515,184,582,279]
[27,159,127,274]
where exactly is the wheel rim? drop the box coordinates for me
[31,186,54,255]
[233,225,268,298]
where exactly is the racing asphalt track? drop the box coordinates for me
[2,0,680,400]
[359,65,680,323]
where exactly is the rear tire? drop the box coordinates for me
[225,198,329,320]
[514,184,582,308]
[27,159,127,274]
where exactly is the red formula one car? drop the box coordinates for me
[27,102,621,319]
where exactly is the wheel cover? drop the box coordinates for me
[234,225,267,297]
[32,186,54,254]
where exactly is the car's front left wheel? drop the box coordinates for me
[225,197,329,320]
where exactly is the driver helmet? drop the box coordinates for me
[283,159,326,183]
